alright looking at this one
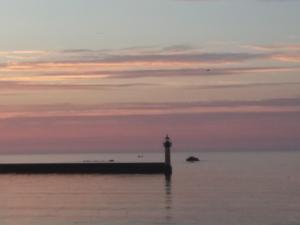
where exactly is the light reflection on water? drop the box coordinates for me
[0,151,300,225]
[0,174,171,225]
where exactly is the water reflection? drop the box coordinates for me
[165,175,172,203]
[164,175,173,223]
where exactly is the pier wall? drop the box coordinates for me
[0,163,172,174]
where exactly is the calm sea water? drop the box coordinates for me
[0,151,299,225]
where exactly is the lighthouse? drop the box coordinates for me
[163,135,172,175]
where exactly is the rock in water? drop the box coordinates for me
[186,156,200,162]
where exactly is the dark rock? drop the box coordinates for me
[186,156,200,162]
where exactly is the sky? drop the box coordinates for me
[0,0,300,153]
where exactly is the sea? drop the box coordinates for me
[0,151,299,225]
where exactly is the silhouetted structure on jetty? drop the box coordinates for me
[0,136,173,175]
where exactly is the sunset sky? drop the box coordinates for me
[1,0,300,153]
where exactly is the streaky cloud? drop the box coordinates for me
[1,97,300,120]
[0,81,155,91]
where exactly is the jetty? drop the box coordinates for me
[0,136,173,175]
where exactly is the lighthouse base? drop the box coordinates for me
[164,164,172,175]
